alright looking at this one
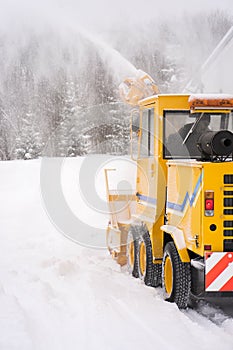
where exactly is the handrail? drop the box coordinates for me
[104,168,136,227]
[104,168,119,229]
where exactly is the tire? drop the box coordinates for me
[162,242,191,309]
[126,228,139,278]
[138,231,162,287]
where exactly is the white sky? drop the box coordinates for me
[51,0,232,15]
[1,0,232,30]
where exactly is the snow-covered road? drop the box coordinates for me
[0,158,233,350]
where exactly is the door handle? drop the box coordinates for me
[150,163,155,177]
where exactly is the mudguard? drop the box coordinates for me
[161,224,190,262]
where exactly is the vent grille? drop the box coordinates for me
[223,178,233,251]
[224,239,233,252]
[224,229,233,236]
[224,209,233,215]
[224,221,233,227]
[224,174,233,184]
[224,191,233,195]
[224,198,233,207]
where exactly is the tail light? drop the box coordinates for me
[205,191,214,216]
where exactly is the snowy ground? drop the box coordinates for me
[1,157,233,350]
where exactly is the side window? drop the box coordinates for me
[164,111,190,159]
[140,109,154,157]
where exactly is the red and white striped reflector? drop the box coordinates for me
[205,252,233,291]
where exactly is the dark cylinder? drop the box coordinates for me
[198,130,233,156]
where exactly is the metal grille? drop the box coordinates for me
[224,239,233,252]
[223,178,233,250]
[224,174,233,184]
[224,191,233,195]
[224,209,233,215]
[224,229,233,236]
[224,198,233,207]
[223,184,233,216]
[224,221,233,227]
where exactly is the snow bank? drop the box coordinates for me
[0,158,233,350]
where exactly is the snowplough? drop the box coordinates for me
[105,70,233,309]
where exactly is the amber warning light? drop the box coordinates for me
[189,94,233,109]
[205,191,214,216]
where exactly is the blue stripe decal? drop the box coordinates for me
[136,193,157,205]
[167,171,203,212]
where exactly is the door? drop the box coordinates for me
[136,108,156,221]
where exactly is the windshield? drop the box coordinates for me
[164,111,233,159]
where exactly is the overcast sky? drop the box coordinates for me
[1,0,232,30]
[60,0,232,16]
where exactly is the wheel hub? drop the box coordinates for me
[164,255,173,296]
[129,241,135,268]
[139,241,146,276]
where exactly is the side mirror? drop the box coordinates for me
[131,124,139,133]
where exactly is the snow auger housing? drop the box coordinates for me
[119,69,159,106]
[105,86,233,309]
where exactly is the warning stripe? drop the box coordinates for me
[206,263,233,291]
[220,276,233,292]
[205,253,222,272]
[205,253,233,289]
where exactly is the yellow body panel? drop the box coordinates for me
[106,92,233,268]
[136,95,192,260]
[166,162,203,256]
[166,161,233,256]
[202,162,233,252]
[136,94,233,262]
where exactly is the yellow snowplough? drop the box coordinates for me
[105,70,233,308]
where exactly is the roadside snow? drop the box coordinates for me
[0,158,233,350]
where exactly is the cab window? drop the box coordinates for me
[164,111,233,159]
[140,109,154,158]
